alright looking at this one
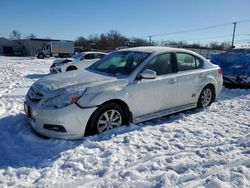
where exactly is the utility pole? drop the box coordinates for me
[148,36,152,43]
[231,22,237,48]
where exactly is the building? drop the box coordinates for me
[0,37,23,55]
[15,38,61,56]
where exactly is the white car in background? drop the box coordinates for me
[24,47,223,140]
[50,51,107,73]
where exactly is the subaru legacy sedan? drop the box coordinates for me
[24,47,223,139]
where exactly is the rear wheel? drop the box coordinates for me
[197,85,215,108]
[85,102,125,135]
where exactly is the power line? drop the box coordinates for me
[145,23,231,38]
[144,19,250,40]
[162,34,249,43]
[237,19,250,24]
[183,34,233,42]
[235,38,250,42]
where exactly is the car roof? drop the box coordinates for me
[119,46,195,54]
[79,51,106,55]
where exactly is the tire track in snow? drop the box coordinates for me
[57,139,249,187]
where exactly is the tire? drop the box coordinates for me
[66,66,77,71]
[197,85,215,108]
[85,102,125,135]
[37,53,45,59]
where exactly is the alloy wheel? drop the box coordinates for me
[97,109,122,133]
[201,88,212,107]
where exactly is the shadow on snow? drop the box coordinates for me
[0,108,199,170]
[25,73,50,79]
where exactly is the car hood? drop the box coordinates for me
[52,58,67,64]
[31,70,127,97]
[52,58,74,65]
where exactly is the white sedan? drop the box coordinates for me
[50,51,107,73]
[24,47,223,140]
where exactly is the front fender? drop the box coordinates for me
[77,84,130,108]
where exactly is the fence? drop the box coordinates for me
[185,48,225,59]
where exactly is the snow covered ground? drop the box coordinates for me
[0,56,249,188]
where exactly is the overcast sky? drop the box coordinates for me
[0,0,250,44]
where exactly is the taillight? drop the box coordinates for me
[218,68,222,76]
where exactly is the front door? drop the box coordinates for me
[129,53,177,118]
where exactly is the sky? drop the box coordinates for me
[0,0,250,45]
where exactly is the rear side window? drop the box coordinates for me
[176,53,203,71]
[95,53,106,59]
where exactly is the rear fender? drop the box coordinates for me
[197,75,218,99]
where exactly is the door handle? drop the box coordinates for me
[198,73,204,78]
[168,79,176,84]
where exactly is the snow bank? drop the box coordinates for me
[0,56,249,187]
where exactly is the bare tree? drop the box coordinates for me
[9,30,22,40]
[74,30,231,51]
[26,33,36,39]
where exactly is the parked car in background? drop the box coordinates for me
[24,46,223,140]
[50,51,107,73]
[36,41,74,59]
[210,48,250,88]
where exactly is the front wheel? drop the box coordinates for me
[85,103,125,135]
[197,85,215,108]
[37,53,45,59]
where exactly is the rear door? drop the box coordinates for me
[174,52,205,106]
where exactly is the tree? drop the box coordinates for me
[26,33,36,39]
[74,30,231,51]
[106,30,128,49]
[74,30,130,51]
[9,30,22,40]
[130,37,151,47]
[208,41,230,50]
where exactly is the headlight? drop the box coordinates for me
[41,90,84,108]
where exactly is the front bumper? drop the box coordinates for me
[24,102,97,140]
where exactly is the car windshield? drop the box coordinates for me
[72,53,85,59]
[88,51,150,76]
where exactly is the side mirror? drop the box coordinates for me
[138,69,157,80]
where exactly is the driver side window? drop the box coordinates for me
[143,53,173,75]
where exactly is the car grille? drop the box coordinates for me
[28,87,44,103]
